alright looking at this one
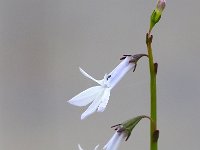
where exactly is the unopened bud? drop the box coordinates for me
[149,0,166,33]
[156,0,166,13]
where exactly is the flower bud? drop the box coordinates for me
[149,0,166,33]
[156,0,166,13]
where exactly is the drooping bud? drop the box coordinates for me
[156,0,166,13]
[149,0,166,33]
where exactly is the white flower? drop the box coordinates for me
[103,127,127,150]
[78,144,99,150]
[68,56,135,119]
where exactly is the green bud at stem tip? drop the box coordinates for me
[149,0,166,33]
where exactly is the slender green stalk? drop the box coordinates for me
[146,33,158,150]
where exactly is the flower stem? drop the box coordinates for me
[146,33,158,150]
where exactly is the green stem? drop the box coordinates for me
[146,33,158,150]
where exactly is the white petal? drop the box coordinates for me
[79,67,103,85]
[107,56,130,82]
[78,144,84,150]
[107,57,135,89]
[103,132,119,150]
[110,63,134,88]
[81,88,105,120]
[103,132,125,150]
[94,145,99,150]
[68,86,102,106]
[111,133,125,150]
[97,88,111,112]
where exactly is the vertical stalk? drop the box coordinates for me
[146,33,158,150]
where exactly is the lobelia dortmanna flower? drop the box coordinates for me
[68,54,147,120]
[77,116,148,150]
[104,133,125,150]
[103,115,148,150]
[77,126,128,150]
[77,128,127,150]
[103,126,127,150]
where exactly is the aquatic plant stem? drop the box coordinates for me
[146,33,158,150]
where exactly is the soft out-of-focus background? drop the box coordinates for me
[0,0,200,150]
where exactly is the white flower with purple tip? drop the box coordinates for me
[68,54,147,119]
[103,125,127,150]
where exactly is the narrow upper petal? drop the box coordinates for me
[68,86,102,107]
[81,88,105,120]
[78,144,84,150]
[79,67,103,85]
[97,88,111,112]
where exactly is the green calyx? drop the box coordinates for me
[118,115,151,141]
[149,9,162,33]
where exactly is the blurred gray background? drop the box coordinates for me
[0,0,200,150]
